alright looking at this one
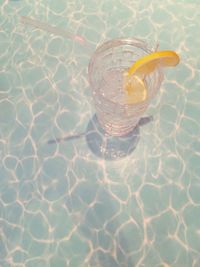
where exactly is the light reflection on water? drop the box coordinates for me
[0,0,200,266]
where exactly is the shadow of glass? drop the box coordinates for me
[47,132,86,144]
[47,115,153,160]
[85,115,153,160]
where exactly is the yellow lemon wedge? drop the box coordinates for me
[127,50,180,76]
[124,74,147,104]
[124,50,180,104]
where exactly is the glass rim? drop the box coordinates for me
[89,37,158,64]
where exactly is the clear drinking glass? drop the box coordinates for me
[88,38,163,136]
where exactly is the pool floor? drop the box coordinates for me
[0,0,200,266]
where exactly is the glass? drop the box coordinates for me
[88,38,164,136]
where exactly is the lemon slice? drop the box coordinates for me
[124,75,147,104]
[124,50,180,104]
[127,50,180,76]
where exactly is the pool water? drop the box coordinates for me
[0,0,200,267]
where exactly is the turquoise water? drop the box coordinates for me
[0,0,200,266]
